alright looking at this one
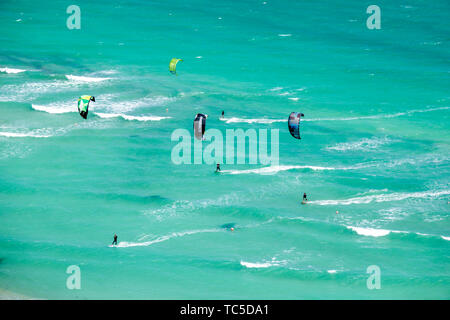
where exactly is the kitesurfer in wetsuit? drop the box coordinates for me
[303,193,307,201]
[216,163,221,172]
[112,234,118,246]
[221,110,224,118]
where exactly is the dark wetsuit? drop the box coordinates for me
[221,111,224,118]
[303,193,307,201]
[216,164,221,172]
[112,235,118,245]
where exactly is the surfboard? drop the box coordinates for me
[301,200,307,205]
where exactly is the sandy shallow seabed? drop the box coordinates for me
[0,288,38,300]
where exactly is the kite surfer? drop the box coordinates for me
[301,193,308,204]
[112,234,118,246]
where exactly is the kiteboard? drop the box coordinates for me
[301,200,307,205]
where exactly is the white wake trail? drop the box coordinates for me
[310,190,450,206]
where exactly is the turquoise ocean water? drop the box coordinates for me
[0,0,449,299]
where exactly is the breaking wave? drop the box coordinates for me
[0,67,27,74]
[240,257,287,269]
[65,74,112,82]
[346,226,450,241]
[0,131,51,138]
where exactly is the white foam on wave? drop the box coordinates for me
[103,95,175,113]
[386,153,450,168]
[219,107,450,125]
[221,165,337,175]
[327,270,338,274]
[0,82,68,100]
[269,87,283,91]
[220,162,378,175]
[347,226,392,237]
[97,70,119,75]
[0,131,51,138]
[412,233,450,241]
[144,193,241,221]
[240,261,273,268]
[240,257,286,269]
[305,107,450,122]
[377,207,409,222]
[416,232,431,237]
[0,80,101,102]
[278,34,292,37]
[347,226,450,241]
[357,189,389,196]
[326,136,393,152]
[115,229,219,248]
[95,113,171,121]
[32,102,75,114]
[310,190,450,206]
[220,117,284,124]
[207,154,447,177]
[0,67,26,74]
[65,74,111,82]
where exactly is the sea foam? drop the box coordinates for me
[115,229,219,248]
[0,131,51,138]
[0,67,27,74]
[95,113,171,121]
[219,107,450,125]
[65,74,111,82]
[310,190,450,206]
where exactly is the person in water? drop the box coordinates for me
[216,163,221,172]
[221,110,224,118]
[112,234,118,246]
[303,193,308,201]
